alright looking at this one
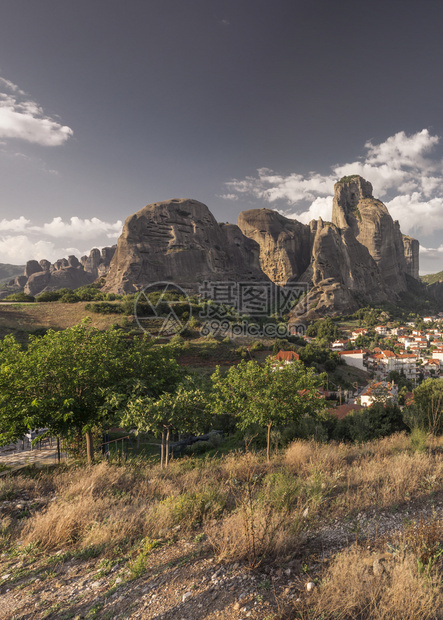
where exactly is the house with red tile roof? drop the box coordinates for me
[274,350,300,363]
[329,403,364,420]
[360,381,398,407]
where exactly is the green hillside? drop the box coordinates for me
[0,263,24,284]
[421,270,443,284]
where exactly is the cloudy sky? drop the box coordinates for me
[1,0,443,273]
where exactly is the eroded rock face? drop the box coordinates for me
[236,176,419,318]
[331,176,412,293]
[17,246,117,297]
[102,178,419,317]
[402,235,420,280]
[25,271,52,296]
[310,218,387,295]
[81,246,116,278]
[102,199,269,293]
[25,260,42,278]
[237,209,311,285]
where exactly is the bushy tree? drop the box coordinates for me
[334,403,406,442]
[406,378,443,435]
[0,321,182,462]
[122,376,210,467]
[211,358,325,461]
[306,317,340,342]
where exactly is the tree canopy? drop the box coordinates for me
[211,357,325,460]
[0,321,182,461]
[122,376,210,467]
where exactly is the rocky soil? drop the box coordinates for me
[2,486,443,619]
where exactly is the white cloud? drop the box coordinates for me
[0,216,31,232]
[223,129,443,241]
[0,76,73,146]
[384,193,443,237]
[419,244,443,275]
[0,235,81,265]
[217,193,239,201]
[0,216,122,264]
[0,77,25,95]
[290,196,334,225]
[33,216,123,240]
[226,168,335,204]
[420,244,443,257]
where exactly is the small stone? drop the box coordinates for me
[182,591,192,602]
[306,581,315,592]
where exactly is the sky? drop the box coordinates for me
[1,0,443,274]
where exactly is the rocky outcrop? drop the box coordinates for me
[101,178,419,317]
[81,246,116,278]
[331,176,412,293]
[301,217,389,317]
[25,260,43,278]
[102,199,269,293]
[8,246,117,297]
[402,235,420,280]
[237,209,311,286]
[236,176,419,318]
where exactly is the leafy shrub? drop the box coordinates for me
[250,340,264,352]
[36,291,62,302]
[129,537,162,579]
[234,346,248,359]
[58,292,79,303]
[84,302,124,314]
[3,292,35,302]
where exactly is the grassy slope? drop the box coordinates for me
[0,263,24,285]
[422,270,443,284]
[1,434,443,619]
[0,302,130,343]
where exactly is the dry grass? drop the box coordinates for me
[283,433,443,518]
[0,302,129,335]
[311,545,442,619]
[1,432,443,572]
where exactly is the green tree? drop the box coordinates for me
[0,322,182,462]
[122,377,210,467]
[306,317,340,342]
[211,357,325,461]
[410,378,443,435]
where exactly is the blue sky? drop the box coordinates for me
[1,0,443,273]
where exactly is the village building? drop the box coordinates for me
[274,350,300,363]
[422,359,441,378]
[350,328,368,342]
[331,339,349,351]
[329,403,364,419]
[366,350,417,379]
[375,325,390,336]
[360,381,398,407]
[339,349,366,372]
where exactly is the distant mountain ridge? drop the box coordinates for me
[421,271,443,285]
[0,263,25,285]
